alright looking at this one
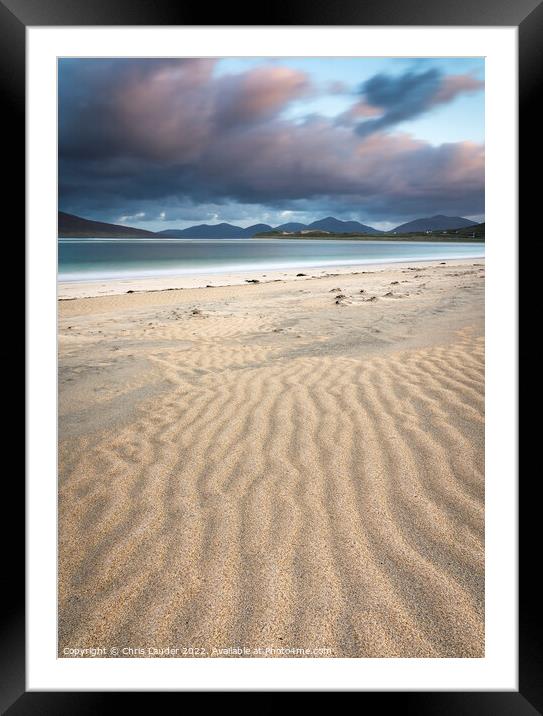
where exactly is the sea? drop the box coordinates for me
[58,238,485,282]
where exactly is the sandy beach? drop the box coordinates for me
[58,259,485,658]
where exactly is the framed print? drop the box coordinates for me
[10,0,534,709]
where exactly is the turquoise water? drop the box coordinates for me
[58,238,485,282]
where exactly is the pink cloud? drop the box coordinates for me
[336,101,384,126]
[432,74,485,105]
[215,66,311,125]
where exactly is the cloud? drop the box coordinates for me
[59,59,484,224]
[335,101,384,126]
[433,73,485,104]
[215,66,311,126]
[59,59,310,162]
[352,68,484,137]
[117,211,146,224]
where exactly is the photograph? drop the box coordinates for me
[57,55,486,660]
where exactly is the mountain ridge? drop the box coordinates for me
[58,211,156,238]
[155,223,274,238]
[392,215,478,233]
[58,211,480,238]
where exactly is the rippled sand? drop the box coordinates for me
[58,260,484,657]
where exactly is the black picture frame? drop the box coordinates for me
[11,0,532,710]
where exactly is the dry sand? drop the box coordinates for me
[58,259,485,658]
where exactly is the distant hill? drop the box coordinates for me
[274,222,308,232]
[307,216,380,234]
[156,223,243,238]
[244,223,274,237]
[452,222,485,238]
[392,215,478,233]
[155,229,191,238]
[58,211,155,238]
[155,222,273,238]
[160,218,381,237]
[255,221,484,241]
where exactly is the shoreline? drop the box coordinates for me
[58,256,484,300]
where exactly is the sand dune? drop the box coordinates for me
[58,261,484,657]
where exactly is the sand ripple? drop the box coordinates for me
[59,264,484,657]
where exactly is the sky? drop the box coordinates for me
[58,57,485,231]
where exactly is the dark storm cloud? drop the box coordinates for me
[58,59,484,224]
[351,68,484,137]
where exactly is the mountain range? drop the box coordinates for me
[155,216,382,238]
[58,211,478,239]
